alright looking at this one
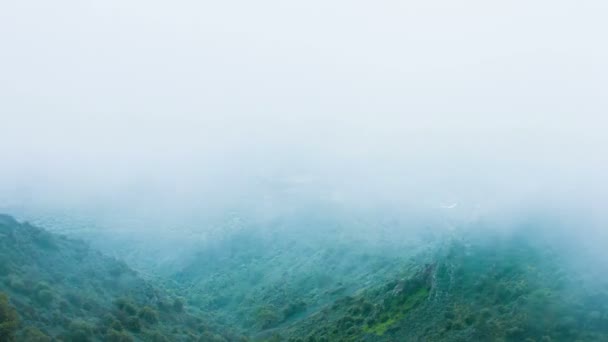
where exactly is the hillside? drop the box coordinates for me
[2,213,608,341]
[276,229,608,341]
[165,217,608,341]
[0,214,245,341]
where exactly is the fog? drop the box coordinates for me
[1,0,607,234]
[2,3,608,340]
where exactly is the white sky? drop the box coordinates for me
[0,0,607,213]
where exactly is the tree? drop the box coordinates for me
[0,292,19,342]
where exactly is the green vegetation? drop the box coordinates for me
[0,214,246,341]
[3,213,608,341]
[270,229,608,341]
[0,292,19,342]
[363,286,429,335]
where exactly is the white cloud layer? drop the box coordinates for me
[1,0,607,220]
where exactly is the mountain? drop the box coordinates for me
[0,214,246,341]
[278,230,608,341]
[2,212,608,342]
[166,217,608,341]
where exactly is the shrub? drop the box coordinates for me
[255,306,280,329]
[0,293,19,342]
[66,292,83,308]
[6,274,29,294]
[124,316,141,333]
[32,229,57,249]
[282,301,307,320]
[0,259,12,276]
[199,331,228,342]
[138,306,159,324]
[66,320,94,342]
[20,326,51,342]
[59,300,71,312]
[106,329,133,342]
[172,298,185,312]
[36,289,54,307]
[147,331,170,342]
[110,319,124,331]
[109,262,129,277]
[115,298,138,316]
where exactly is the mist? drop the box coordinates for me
[2,1,608,340]
[2,0,607,229]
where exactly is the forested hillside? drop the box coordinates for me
[0,215,245,341]
[2,213,608,341]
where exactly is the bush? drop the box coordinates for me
[199,331,227,342]
[139,306,159,324]
[106,329,133,342]
[124,316,141,333]
[66,320,94,342]
[66,292,83,308]
[20,326,51,342]
[115,298,138,316]
[32,229,57,249]
[36,289,54,307]
[0,259,12,276]
[109,262,129,278]
[109,319,124,331]
[255,306,280,329]
[6,274,29,294]
[172,298,185,312]
[147,331,170,342]
[0,293,19,342]
[282,301,307,320]
[157,300,171,312]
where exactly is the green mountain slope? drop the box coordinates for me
[168,214,432,337]
[0,214,245,342]
[276,230,608,341]
[3,212,608,342]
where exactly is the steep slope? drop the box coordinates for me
[0,214,245,342]
[3,210,607,342]
[276,229,608,341]
[168,213,434,336]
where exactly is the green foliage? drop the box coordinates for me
[35,289,54,307]
[364,286,429,336]
[32,229,57,250]
[255,306,280,329]
[0,292,19,342]
[138,305,159,324]
[282,300,307,320]
[0,260,11,276]
[105,329,134,342]
[0,216,242,342]
[109,318,124,331]
[147,331,170,342]
[115,298,138,316]
[124,316,141,333]
[65,320,94,342]
[5,274,28,294]
[3,214,608,342]
[172,297,185,312]
[199,331,228,342]
[21,326,52,342]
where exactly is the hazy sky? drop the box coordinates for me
[1,0,607,213]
